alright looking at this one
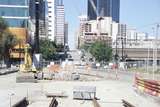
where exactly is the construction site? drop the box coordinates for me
[0,57,160,107]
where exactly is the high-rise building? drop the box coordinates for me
[87,0,97,20]
[111,0,120,23]
[29,0,47,40]
[47,0,56,41]
[87,0,120,22]
[64,22,68,45]
[29,0,45,20]
[55,0,65,45]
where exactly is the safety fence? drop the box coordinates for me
[135,75,160,97]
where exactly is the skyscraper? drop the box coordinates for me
[55,0,65,45]
[29,0,45,20]
[87,0,120,22]
[87,0,97,20]
[29,0,47,39]
[111,0,120,23]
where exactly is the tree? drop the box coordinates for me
[0,17,8,33]
[80,44,90,51]
[0,17,17,67]
[2,32,17,66]
[89,41,112,63]
[39,39,56,60]
[0,17,8,55]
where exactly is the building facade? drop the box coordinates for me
[47,0,56,41]
[29,0,47,40]
[78,17,112,47]
[0,0,30,60]
[0,0,29,28]
[87,0,120,22]
[87,0,97,20]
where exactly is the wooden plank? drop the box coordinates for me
[92,98,100,107]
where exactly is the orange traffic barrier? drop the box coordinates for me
[49,64,61,72]
[135,75,160,97]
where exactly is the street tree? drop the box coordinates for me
[89,41,112,63]
[39,39,57,60]
[0,17,17,66]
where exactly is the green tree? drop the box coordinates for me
[80,44,90,51]
[2,32,17,66]
[39,39,56,60]
[0,17,8,58]
[0,17,17,67]
[89,41,112,62]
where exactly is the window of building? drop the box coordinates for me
[4,18,28,27]
[0,7,28,17]
[0,0,29,5]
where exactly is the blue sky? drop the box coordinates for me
[63,0,160,49]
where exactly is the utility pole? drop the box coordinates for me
[152,27,155,80]
[121,36,124,61]
[34,0,40,53]
[152,24,159,79]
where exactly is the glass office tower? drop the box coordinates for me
[0,0,29,27]
[29,0,45,20]
[88,0,120,22]
[87,0,97,20]
[111,0,120,23]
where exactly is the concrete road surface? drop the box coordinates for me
[0,72,159,107]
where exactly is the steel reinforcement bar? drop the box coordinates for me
[92,98,100,107]
[49,97,58,107]
[122,99,135,107]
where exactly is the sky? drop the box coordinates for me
[63,0,160,49]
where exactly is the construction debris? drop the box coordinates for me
[73,86,96,100]
[45,92,68,98]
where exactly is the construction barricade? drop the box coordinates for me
[134,75,160,97]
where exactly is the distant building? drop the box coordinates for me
[87,0,120,22]
[55,0,65,45]
[64,22,68,45]
[78,15,88,37]
[78,17,112,47]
